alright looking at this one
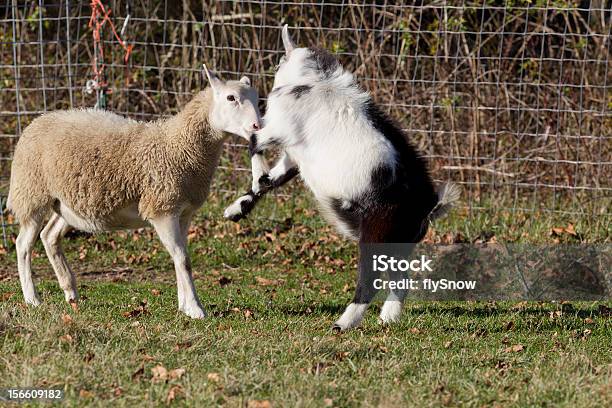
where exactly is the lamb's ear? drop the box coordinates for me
[239,76,251,86]
[203,64,223,93]
[281,24,295,54]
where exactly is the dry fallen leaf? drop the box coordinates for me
[1,292,15,301]
[69,300,79,313]
[169,368,186,380]
[61,313,74,325]
[207,372,221,383]
[550,227,564,236]
[141,354,155,362]
[255,276,278,286]
[122,301,149,318]
[409,328,422,334]
[151,289,161,296]
[504,344,524,353]
[59,334,73,343]
[79,390,93,398]
[247,400,272,408]
[584,317,594,324]
[444,341,453,349]
[166,385,184,404]
[324,398,333,407]
[173,341,192,351]
[151,365,168,383]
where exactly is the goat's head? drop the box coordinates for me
[272,24,342,88]
[203,64,262,140]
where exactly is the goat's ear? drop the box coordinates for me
[281,24,295,54]
[203,64,223,93]
[239,76,251,86]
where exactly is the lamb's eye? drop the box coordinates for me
[227,95,236,102]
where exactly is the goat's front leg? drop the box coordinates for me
[224,150,299,222]
[150,215,205,318]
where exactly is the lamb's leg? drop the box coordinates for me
[176,211,194,311]
[16,219,44,306]
[150,215,205,319]
[224,151,298,222]
[40,213,77,302]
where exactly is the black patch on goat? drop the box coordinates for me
[269,86,284,96]
[271,166,299,188]
[330,198,361,237]
[290,85,312,99]
[307,47,339,77]
[358,99,438,242]
[226,190,259,222]
[249,134,259,157]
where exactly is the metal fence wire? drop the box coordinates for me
[1,1,610,238]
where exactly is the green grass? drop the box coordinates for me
[0,191,610,406]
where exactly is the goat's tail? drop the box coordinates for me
[428,182,461,221]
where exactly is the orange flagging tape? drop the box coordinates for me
[88,0,134,89]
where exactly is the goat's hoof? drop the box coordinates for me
[379,301,403,324]
[224,195,255,222]
[331,324,344,332]
[225,211,245,223]
[224,204,245,222]
[257,174,273,193]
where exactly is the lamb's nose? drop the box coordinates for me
[252,122,260,130]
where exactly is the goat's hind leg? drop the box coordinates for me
[333,246,380,331]
[16,217,45,306]
[379,270,409,324]
[41,213,77,302]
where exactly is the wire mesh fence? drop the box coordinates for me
[1,1,610,240]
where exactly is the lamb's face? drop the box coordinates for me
[203,65,262,140]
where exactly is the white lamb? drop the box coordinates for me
[7,66,261,318]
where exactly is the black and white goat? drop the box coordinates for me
[225,25,459,330]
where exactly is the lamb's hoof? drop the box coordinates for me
[64,291,79,303]
[25,296,42,307]
[183,304,206,319]
[331,324,344,332]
